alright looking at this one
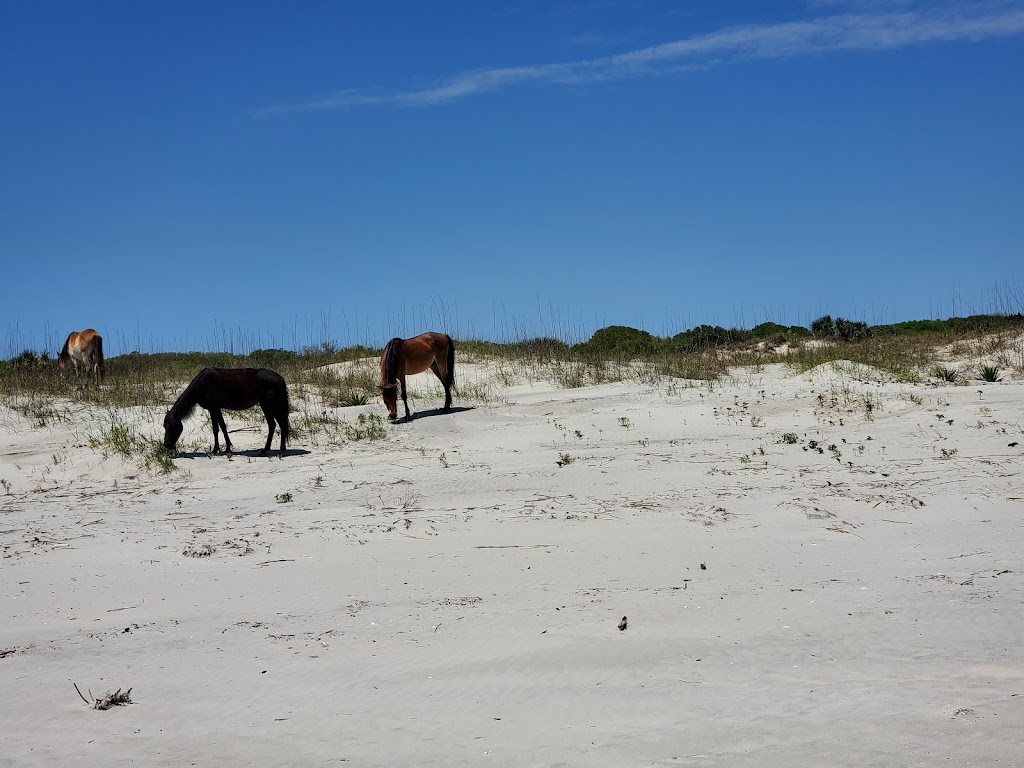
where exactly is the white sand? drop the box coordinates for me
[2,361,1022,766]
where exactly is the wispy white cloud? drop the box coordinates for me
[255,4,1024,115]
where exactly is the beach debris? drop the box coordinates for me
[74,683,132,710]
[1009,442,1019,448]
[700,562,707,570]
[182,542,214,558]
[618,616,628,631]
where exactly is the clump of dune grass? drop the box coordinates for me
[978,364,1002,382]
[86,416,176,474]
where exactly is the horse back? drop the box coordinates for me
[197,368,284,410]
[401,332,451,376]
[61,328,102,362]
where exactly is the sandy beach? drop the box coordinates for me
[2,358,1022,766]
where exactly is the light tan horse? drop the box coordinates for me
[58,328,105,384]
[379,332,455,421]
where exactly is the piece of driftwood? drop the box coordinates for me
[74,683,133,710]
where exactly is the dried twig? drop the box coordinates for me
[73,682,91,705]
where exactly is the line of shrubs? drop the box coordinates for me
[6,314,1023,367]
[574,313,1024,358]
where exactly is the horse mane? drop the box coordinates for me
[58,332,74,363]
[167,369,207,422]
[382,338,403,387]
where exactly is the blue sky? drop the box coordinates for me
[3,0,1023,355]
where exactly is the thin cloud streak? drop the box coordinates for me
[256,7,1024,115]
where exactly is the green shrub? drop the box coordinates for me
[835,318,870,341]
[811,315,836,338]
[578,326,662,357]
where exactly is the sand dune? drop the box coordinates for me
[2,362,1022,766]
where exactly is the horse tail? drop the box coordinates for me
[382,338,403,385]
[445,334,456,392]
[94,333,105,382]
[58,332,74,364]
[279,374,290,444]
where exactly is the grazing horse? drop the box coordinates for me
[58,329,105,384]
[379,332,455,421]
[163,368,290,456]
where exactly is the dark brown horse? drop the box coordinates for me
[163,368,290,456]
[58,328,105,384]
[379,332,455,421]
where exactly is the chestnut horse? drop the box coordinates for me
[379,332,455,421]
[58,328,105,384]
[163,368,290,456]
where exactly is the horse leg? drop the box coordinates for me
[278,408,289,456]
[400,374,411,421]
[259,403,276,456]
[218,410,233,453]
[430,361,452,412]
[209,408,225,453]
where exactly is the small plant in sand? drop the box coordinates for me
[556,452,575,467]
[739,454,752,464]
[932,366,960,383]
[940,448,958,459]
[828,444,842,462]
[343,412,387,441]
[275,492,293,503]
[863,394,877,421]
[978,365,1001,382]
[617,416,632,429]
[338,391,369,407]
[438,452,448,468]
[0,478,10,494]
[751,415,763,427]
[781,432,799,444]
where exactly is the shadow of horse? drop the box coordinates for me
[397,405,475,423]
[173,447,312,460]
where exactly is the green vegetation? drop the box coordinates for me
[978,365,1002,382]
[2,313,1021,445]
[87,418,176,474]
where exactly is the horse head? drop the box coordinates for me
[380,384,399,421]
[163,411,184,450]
